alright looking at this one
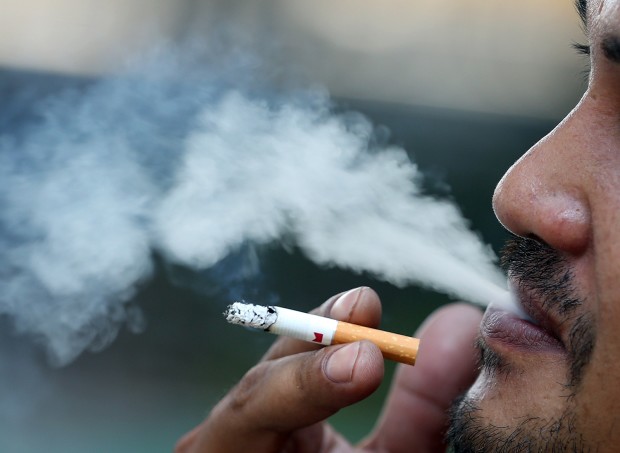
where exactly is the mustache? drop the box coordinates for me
[497,235,595,388]
[500,235,581,315]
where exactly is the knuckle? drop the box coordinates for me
[313,292,342,317]
[294,352,337,414]
[293,359,309,392]
[227,361,270,413]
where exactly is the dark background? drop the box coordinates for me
[0,67,558,451]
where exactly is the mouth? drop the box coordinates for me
[481,283,565,354]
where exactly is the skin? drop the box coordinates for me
[447,0,620,451]
[175,288,482,453]
[177,0,620,451]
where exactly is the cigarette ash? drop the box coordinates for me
[224,302,277,330]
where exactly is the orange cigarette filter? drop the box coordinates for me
[224,302,420,365]
[333,320,419,365]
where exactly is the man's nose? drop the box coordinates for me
[491,107,592,256]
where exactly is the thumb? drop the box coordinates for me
[361,303,482,453]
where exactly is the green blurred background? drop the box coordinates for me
[0,0,587,451]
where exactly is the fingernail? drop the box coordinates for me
[325,343,360,383]
[330,287,365,321]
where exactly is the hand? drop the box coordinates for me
[175,287,482,453]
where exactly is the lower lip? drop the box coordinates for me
[481,308,564,353]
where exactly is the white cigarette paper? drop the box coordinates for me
[224,302,420,365]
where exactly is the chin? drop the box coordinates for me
[446,335,588,453]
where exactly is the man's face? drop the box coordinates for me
[448,0,620,450]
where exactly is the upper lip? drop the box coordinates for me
[507,278,566,348]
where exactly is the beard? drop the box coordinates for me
[445,235,596,453]
[446,394,588,453]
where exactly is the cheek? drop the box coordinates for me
[578,158,620,444]
[588,126,620,363]
[565,70,620,444]
[573,332,620,446]
[578,88,620,347]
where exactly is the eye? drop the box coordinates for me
[573,43,590,56]
[572,42,591,83]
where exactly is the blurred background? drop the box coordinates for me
[0,0,587,451]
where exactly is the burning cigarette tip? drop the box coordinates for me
[224,302,278,330]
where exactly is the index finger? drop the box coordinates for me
[262,287,382,361]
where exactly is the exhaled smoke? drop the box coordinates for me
[0,49,506,365]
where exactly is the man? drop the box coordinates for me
[176,0,620,450]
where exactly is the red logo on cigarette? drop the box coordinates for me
[312,332,324,343]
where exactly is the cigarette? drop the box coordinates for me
[224,302,420,365]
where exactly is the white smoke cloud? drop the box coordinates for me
[0,52,506,365]
[157,92,506,300]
